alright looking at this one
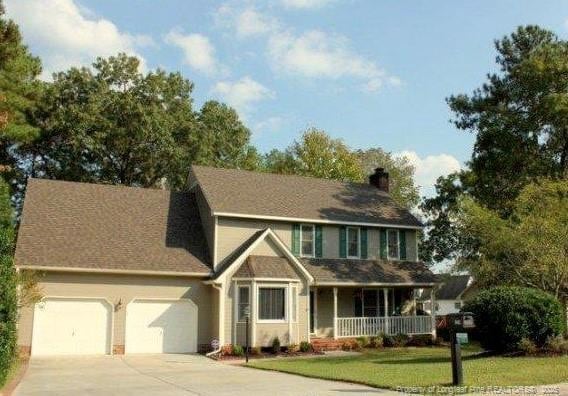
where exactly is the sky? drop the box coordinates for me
[6,0,568,197]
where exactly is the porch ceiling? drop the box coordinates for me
[301,258,436,285]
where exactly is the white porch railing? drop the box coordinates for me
[336,316,433,338]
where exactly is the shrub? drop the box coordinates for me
[251,346,261,356]
[232,344,244,357]
[353,339,364,351]
[271,337,281,354]
[464,286,564,352]
[287,343,299,353]
[517,338,537,355]
[341,340,359,351]
[220,344,233,356]
[544,336,568,355]
[407,335,432,347]
[299,341,312,352]
[382,334,396,347]
[392,333,410,347]
[356,336,369,348]
[369,335,383,348]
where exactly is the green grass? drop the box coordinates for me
[248,346,568,390]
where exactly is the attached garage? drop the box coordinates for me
[125,299,198,353]
[31,297,112,356]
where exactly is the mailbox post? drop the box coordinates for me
[244,306,251,363]
[448,312,475,386]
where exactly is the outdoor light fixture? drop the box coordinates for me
[114,298,123,312]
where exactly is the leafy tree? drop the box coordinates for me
[457,179,568,309]
[356,148,419,209]
[0,1,42,176]
[422,25,568,263]
[0,178,16,386]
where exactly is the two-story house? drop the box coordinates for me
[15,165,437,356]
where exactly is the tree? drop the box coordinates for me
[356,148,419,209]
[422,26,568,263]
[0,1,42,176]
[457,179,568,308]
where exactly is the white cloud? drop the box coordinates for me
[214,5,279,38]
[164,30,220,75]
[394,151,462,197]
[268,30,397,91]
[281,0,335,9]
[5,0,150,79]
[212,76,274,115]
[253,116,283,135]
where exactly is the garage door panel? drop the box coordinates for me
[31,298,111,356]
[125,300,197,354]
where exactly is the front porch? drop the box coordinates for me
[309,286,435,340]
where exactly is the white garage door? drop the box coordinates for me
[125,299,197,354]
[31,298,112,356]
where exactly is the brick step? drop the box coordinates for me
[311,338,352,351]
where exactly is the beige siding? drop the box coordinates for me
[250,238,281,257]
[216,218,292,266]
[18,271,215,352]
[195,187,215,263]
[314,287,354,337]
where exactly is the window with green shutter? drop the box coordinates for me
[339,226,346,258]
[380,229,387,259]
[399,230,407,260]
[292,224,300,255]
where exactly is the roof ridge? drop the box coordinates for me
[28,177,171,194]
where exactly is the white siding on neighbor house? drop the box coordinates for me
[435,299,463,315]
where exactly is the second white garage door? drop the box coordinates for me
[125,299,198,354]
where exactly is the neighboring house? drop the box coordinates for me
[418,275,474,315]
[15,165,437,357]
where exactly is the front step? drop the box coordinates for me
[311,337,354,351]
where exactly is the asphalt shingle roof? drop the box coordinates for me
[189,165,422,227]
[234,255,300,279]
[15,179,211,274]
[436,275,472,299]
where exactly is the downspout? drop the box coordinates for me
[206,282,225,357]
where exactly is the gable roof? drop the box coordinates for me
[301,258,437,285]
[189,165,422,228]
[15,179,211,275]
[234,256,300,279]
[436,275,472,299]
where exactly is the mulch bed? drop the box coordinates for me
[211,350,325,361]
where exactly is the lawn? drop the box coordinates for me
[247,345,568,390]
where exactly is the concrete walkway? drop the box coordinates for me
[14,354,395,396]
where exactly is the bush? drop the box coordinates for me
[544,336,568,355]
[271,337,281,354]
[220,344,233,356]
[353,339,364,351]
[407,335,432,347]
[299,341,312,352]
[382,334,396,347]
[356,336,369,348]
[251,346,261,356]
[517,338,538,355]
[393,333,410,347]
[231,344,244,356]
[464,286,564,352]
[369,335,383,348]
[287,343,299,353]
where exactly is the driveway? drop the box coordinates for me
[14,354,396,396]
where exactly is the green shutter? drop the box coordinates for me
[292,224,300,255]
[339,226,346,258]
[315,225,323,258]
[360,227,368,259]
[380,229,387,259]
[399,230,407,260]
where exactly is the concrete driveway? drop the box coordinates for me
[15,354,396,396]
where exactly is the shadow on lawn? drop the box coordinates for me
[370,353,488,365]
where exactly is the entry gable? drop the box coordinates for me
[212,228,313,283]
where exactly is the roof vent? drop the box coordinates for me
[369,168,389,192]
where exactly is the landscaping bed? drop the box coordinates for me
[211,340,324,361]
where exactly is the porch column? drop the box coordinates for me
[383,288,389,335]
[430,286,437,340]
[333,287,338,339]
[251,280,257,347]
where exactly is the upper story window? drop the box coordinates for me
[346,226,360,258]
[300,224,315,257]
[387,229,399,260]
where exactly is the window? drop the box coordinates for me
[387,229,399,260]
[346,227,360,258]
[454,302,462,310]
[258,287,286,321]
[300,224,315,257]
[237,286,250,322]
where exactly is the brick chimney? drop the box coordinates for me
[369,167,389,192]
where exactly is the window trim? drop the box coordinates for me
[346,226,361,259]
[299,224,315,258]
[386,229,400,260]
[257,285,288,323]
[236,285,250,323]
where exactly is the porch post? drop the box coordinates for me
[430,286,437,340]
[383,288,389,335]
[333,287,338,339]
[251,280,257,347]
